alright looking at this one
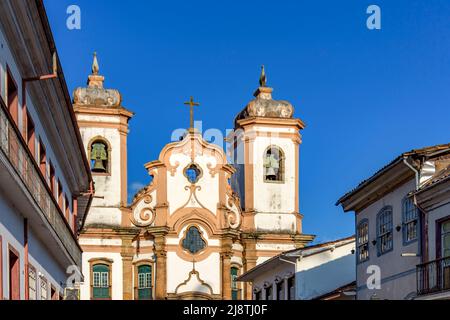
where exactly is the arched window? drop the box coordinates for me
[182,226,206,254]
[89,139,110,173]
[92,264,111,299]
[402,197,418,244]
[231,267,240,300]
[263,146,284,182]
[377,206,393,255]
[137,265,152,300]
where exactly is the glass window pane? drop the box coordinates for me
[182,226,206,254]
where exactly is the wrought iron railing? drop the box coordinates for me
[417,256,450,296]
[0,97,81,266]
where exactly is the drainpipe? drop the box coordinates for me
[403,157,420,190]
[403,157,428,263]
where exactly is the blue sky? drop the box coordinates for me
[45,0,450,243]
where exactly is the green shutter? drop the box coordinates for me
[138,265,152,300]
[92,264,110,299]
[231,267,239,300]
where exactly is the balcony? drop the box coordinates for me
[417,256,450,297]
[0,97,82,267]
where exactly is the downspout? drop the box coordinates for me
[403,158,427,263]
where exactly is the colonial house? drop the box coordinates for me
[414,165,450,300]
[237,236,356,300]
[0,1,93,300]
[337,144,450,300]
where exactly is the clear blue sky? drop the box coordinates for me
[45,0,450,243]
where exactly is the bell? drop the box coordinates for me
[92,158,106,172]
[91,142,108,172]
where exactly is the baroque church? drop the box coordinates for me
[73,54,315,300]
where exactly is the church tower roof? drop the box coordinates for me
[235,66,294,125]
[73,52,122,107]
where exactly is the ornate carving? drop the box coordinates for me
[130,195,156,227]
[73,86,122,107]
[207,162,219,178]
[175,269,213,295]
[167,160,180,176]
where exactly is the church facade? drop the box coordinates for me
[74,55,315,300]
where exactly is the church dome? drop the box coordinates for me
[73,53,122,107]
[235,66,294,125]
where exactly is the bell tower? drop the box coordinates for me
[73,53,134,227]
[231,66,311,238]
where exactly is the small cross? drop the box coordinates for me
[184,96,200,130]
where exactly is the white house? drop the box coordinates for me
[238,236,356,300]
[337,143,450,300]
[0,1,92,300]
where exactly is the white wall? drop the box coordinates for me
[295,242,355,299]
[0,194,66,299]
[166,152,219,216]
[80,252,123,300]
[356,179,420,300]
[0,26,75,214]
[79,126,123,226]
[233,125,299,232]
[427,202,450,261]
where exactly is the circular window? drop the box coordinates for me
[183,163,202,184]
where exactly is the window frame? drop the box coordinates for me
[89,258,113,300]
[402,197,419,245]
[231,266,240,300]
[263,145,285,184]
[88,136,112,176]
[377,206,394,256]
[40,276,48,301]
[6,66,18,127]
[437,217,450,259]
[135,262,153,300]
[28,264,37,300]
[357,219,370,263]
[183,162,203,184]
[181,225,207,255]
[8,244,20,300]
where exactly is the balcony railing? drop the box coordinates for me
[417,256,450,296]
[0,97,81,266]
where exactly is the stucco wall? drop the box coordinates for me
[356,179,420,300]
[427,202,450,261]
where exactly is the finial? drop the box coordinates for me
[92,52,99,75]
[259,65,267,87]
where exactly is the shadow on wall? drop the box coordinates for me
[295,254,355,300]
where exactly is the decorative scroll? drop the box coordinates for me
[130,195,156,227]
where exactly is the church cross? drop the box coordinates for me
[184,96,200,130]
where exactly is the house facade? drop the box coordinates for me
[414,165,450,300]
[337,144,450,300]
[0,0,92,300]
[238,236,356,300]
